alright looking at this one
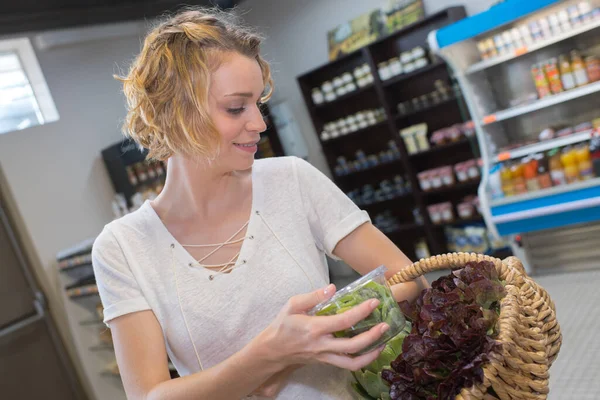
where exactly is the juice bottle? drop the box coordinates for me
[500,163,514,196]
[561,146,580,183]
[544,58,564,94]
[511,162,527,194]
[548,148,566,186]
[523,157,540,191]
[559,54,576,90]
[531,63,551,98]
[571,50,590,87]
[536,153,553,189]
[575,144,593,180]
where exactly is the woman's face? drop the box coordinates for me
[208,52,267,172]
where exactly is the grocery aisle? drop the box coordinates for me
[536,269,600,399]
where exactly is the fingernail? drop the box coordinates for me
[324,284,335,295]
[380,324,390,334]
[370,299,380,308]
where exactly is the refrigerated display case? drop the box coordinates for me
[428,0,600,274]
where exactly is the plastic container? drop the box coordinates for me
[308,265,406,355]
[428,204,442,224]
[439,166,455,186]
[418,171,432,191]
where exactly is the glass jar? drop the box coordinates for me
[311,88,324,105]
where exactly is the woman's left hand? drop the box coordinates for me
[250,365,302,398]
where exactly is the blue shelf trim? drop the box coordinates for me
[435,0,560,48]
[491,185,600,216]
[496,206,600,235]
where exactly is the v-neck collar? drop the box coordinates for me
[144,162,264,278]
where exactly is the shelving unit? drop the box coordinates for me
[429,0,600,274]
[56,239,128,400]
[298,7,486,258]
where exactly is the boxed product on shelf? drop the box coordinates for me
[427,201,454,224]
[399,123,428,154]
[418,159,481,191]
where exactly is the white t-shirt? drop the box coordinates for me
[92,156,370,399]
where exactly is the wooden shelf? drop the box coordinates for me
[421,179,480,196]
[359,191,414,209]
[315,85,374,109]
[382,60,446,88]
[321,120,388,145]
[395,96,458,121]
[334,158,403,180]
[432,215,484,227]
[409,137,472,158]
[298,6,470,260]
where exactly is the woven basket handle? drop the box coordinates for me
[387,252,522,286]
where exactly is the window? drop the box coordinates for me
[0,38,58,135]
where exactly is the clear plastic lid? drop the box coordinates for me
[308,265,387,316]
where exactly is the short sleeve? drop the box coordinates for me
[92,227,151,326]
[293,157,370,259]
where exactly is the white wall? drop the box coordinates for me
[0,22,146,398]
[241,0,496,173]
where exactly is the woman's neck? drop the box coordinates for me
[151,155,251,223]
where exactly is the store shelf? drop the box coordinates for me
[335,158,403,180]
[315,85,374,109]
[466,18,600,75]
[89,344,113,352]
[409,137,472,158]
[491,177,600,208]
[321,120,388,145]
[67,285,99,299]
[360,192,414,209]
[382,60,446,88]
[79,318,104,326]
[482,80,600,125]
[134,174,165,190]
[494,130,594,163]
[395,96,458,121]
[385,223,425,235]
[59,262,92,272]
[433,215,484,227]
[422,179,480,196]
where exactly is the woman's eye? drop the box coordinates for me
[227,107,246,115]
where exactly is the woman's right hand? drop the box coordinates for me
[256,284,389,372]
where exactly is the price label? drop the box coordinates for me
[515,47,528,56]
[497,152,511,162]
[483,114,497,124]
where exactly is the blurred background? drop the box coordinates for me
[0,0,599,399]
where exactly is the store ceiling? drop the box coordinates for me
[0,0,243,35]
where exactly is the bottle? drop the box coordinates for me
[536,153,553,189]
[590,135,600,177]
[511,162,527,194]
[500,163,514,196]
[585,55,600,83]
[548,149,567,186]
[523,157,540,192]
[561,146,581,183]
[575,144,593,180]
[532,63,551,98]
[571,50,590,86]
[559,54,576,90]
[544,58,564,94]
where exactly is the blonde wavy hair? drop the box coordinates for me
[116,8,273,161]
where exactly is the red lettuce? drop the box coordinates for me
[382,261,505,400]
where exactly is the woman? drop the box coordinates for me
[93,8,428,400]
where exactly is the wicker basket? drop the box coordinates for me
[387,253,562,400]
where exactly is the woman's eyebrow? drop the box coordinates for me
[224,92,253,98]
